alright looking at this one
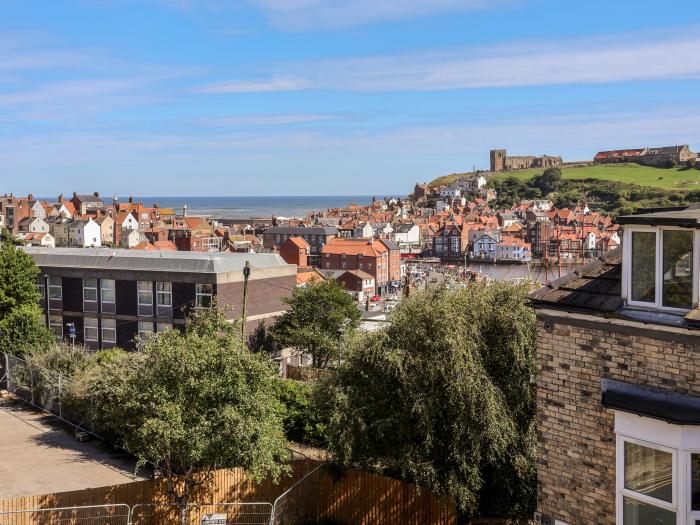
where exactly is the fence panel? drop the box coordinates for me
[0,504,130,525]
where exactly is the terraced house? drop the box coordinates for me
[531,204,700,525]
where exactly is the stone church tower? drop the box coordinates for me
[490,149,507,172]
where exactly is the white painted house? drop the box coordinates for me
[18,216,50,234]
[393,223,420,245]
[68,218,102,248]
[120,228,142,248]
[472,232,499,260]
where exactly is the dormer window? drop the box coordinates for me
[625,227,696,311]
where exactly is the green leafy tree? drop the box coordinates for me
[271,280,361,368]
[318,282,536,518]
[0,303,54,357]
[69,309,289,523]
[531,167,563,195]
[273,377,327,447]
[0,239,41,318]
[0,238,54,357]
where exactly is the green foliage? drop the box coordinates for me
[531,167,562,195]
[69,308,289,509]
[0,241,41,318]
[0,240,53,357]
[273,378,326,447]
[318,282,536,518]
[27,342,92,377]
[271,280,361,369]
[0,303,54,358]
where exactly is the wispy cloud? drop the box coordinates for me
[198,75,312,93]
[247,0,501,31]
[197,27,700,93]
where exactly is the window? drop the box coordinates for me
[49,315,62,338]
[48,276,62,300]
[138,321,154,339]
[156,322,171,333]
[627,228,697,310]
[101,318,116,344]
[662,230,693,309]
[156,282,172,307]
[138,281,153,306]
[84,317,98,341]
[101,279,115,305]
[37,277,46,299]
[624,442,673,503]
[83,278,98,303]
[196,284,213,308]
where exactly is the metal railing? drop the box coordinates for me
[129,503,273,525]
[0,351,102,439]
[269,465,323,525]
[0,504,131,525]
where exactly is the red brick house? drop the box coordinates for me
[279,236,310,267]
[321,238,390,295]
[336,269,376,301]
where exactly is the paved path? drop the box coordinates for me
[0,395,142,499]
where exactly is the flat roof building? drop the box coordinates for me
[28,247,296,350]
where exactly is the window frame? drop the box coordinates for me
[138,320,154,340]
[623,226,699,313]
[48,276,62,300]
[156,281,172,307]
[100,279,116,307]
[48,315,62,339]
[195,283,213,309]
[84,317,99,342]
[83,278,98,305]
[138,281,153,306]
[101,318,116,344]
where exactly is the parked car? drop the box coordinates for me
[370,295,382,302]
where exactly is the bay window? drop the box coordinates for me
[616,410,700,525]
[625,228,698,311]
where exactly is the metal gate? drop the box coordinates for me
[128,503,273,525]
[0,504,131,525]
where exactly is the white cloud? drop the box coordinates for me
[248,0,498,30]
[197,28,700,93]
[197,75,312,93]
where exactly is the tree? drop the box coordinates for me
[318,282,536,518]
[0,303,56,357]
[70,309,289,524]
[686,158,697,170]
[531,167,562,195]
[271,280,361,368]
[0,239,41,318]
[0,239,53,357]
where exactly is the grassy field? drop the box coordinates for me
[431,163,700,190]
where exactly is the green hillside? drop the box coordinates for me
[431,163,700,190]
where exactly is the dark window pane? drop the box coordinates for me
[624,442,673,503]
[623,497,675,525]
[631,232,656,303]
[692,453,700,510]
[662,230,693,309]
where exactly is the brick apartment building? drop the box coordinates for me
[30,247,295,351]
[530,204,700,525]
[321,238,398,295]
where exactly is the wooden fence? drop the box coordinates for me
[0,460,458,525]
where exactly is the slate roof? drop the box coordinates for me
[618,204,700,227]
[529,248,623,313]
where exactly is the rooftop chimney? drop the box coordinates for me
[128,196,134,204]
[94,192,100,198]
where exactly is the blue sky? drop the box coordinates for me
[1,0,700,196]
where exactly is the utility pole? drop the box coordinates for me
[241,261,251,340]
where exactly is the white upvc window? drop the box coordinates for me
[101,318,116,344]
[156,281,172,307]
[138,281,153,306]
[156,322,172,333]
[48,276,62,300]
[138,321,154,340]
[84,317,98,342]
[83,278,98,303]
[615,411,700,525]
[101,279,115,306]
[196,283,213,308]
[49,315,62,338]
[624,226,699,312]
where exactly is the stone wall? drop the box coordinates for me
[535,311,700,525]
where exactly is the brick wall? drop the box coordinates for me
[535,312,700,525]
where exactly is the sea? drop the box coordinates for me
[129,195,382,220]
